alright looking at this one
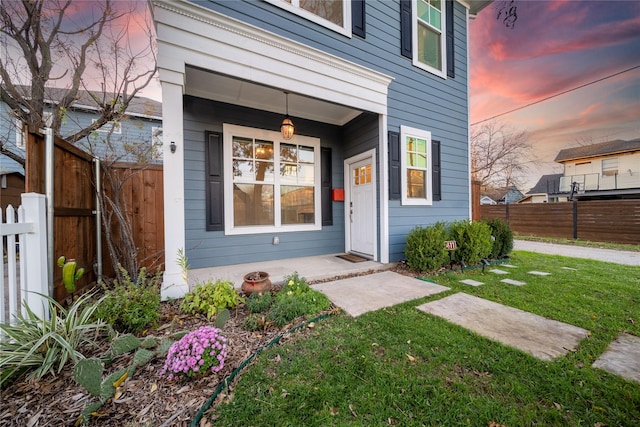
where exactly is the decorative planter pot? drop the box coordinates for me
[241,271,272,295]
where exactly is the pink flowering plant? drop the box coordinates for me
[159,326,228,380]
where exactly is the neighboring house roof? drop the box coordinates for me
[527,173,564,195]
[483,186,524,203]
[10,85,161,120]
[554,138,640,163]
[480,195,497,205]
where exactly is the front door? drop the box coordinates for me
[347,154,376,258]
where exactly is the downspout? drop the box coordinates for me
[93,157,103,283]
[43,127,54,298]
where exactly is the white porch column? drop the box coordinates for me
[161,72,188,300]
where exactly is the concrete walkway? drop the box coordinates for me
[514,240,640,266]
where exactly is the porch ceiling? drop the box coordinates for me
[185,66,363,126]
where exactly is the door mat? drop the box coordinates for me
[336,253,369,263]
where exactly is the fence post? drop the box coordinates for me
[21,193,50,319]
[573,201,578,240]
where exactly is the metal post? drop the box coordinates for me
[573,201,578,240]
[94,157,103,283]
[43,127,55,298]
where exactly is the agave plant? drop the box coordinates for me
[0,291,110,387]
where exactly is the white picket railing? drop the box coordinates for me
[1,193,49,324]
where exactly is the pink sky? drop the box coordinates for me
[469,0,640,191]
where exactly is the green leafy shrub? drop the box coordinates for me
[404,222,449,272]
[95,266,161,333]
[485,218,514,258]
[265,273,331,328]
[242,314,264,332]
[180,280,244,319]
[246,292,273,313]
[448,220,492,265]
[0,291,110,387]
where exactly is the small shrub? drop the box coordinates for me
[95,266,161,333]
[246,292,273,313]
[266,272,331,327]
[404,222,449,272]
[485,218,514,258]
[180,280,244,319]
[159,326,228,380]
[0,291,110,386]
[242,314,264,331]
[448,220,492,265]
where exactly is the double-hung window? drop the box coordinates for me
[223,124,321,235]
[401,0,454,78]
[265,0,352,36]
[400,125,433,205]
[414,0,446,76]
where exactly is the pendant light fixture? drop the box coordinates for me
[281,92,294,140]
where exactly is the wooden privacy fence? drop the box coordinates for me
[25,131,164,302]
[479,200,640,245]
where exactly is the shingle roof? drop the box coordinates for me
[554,138,640,162]
[527,173,563,195]
[11,85,161,119]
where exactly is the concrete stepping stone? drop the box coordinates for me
[501,264,518,268]
[489,269,509,275]
[593,333,640,384]
[460,279,484,287]
[416,293,589,361]
[528,271,551,276]
[561,267,578,271]
[312,271,449,317]
[501,278,526,286]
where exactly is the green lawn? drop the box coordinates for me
[209,252,640,426]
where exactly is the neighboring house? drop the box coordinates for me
[0,87,163,165]
[555,139,640,200]
[522,173,567,203]
[482,186,524,204]
[151,0,493,297]
[480,195,497,205]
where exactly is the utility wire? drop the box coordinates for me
[471,64,640,126]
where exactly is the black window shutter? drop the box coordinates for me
[446,0,455,78]
[352,0,366,38]
[400,0,412,59]
[321,147,333,226]
[432,140,441,201]
[388,131,401,200]
[205,131,224,231]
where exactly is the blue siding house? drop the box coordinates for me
[0,87,162,165]
[152,0,492,298]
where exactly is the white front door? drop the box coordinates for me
[347,154,376,258]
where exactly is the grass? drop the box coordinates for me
[210,252,640,426]
[515,234,640,252]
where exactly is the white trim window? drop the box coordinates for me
[601,157,618,176]
[92,119,122,134]
[265,0,352,37]
[223,124,321,235]
[413,0,447,78]
[15,118,25,149]
[400,125,432,205]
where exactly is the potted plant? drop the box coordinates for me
[241,271,271,295]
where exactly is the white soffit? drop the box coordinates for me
[152,0,393,123]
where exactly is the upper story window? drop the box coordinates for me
[602,158,618,176]
[15,112,52,149]
[265,0,352,36]
[401,125,433,205]
[414,0,447,77]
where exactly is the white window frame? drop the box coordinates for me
[601,157,618,176]
[401,125,433,206]
[264,0,352,37]
[92,119,122,134]
[15,119,25,149]
[412,0,447,78]
[223,124,322,235]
